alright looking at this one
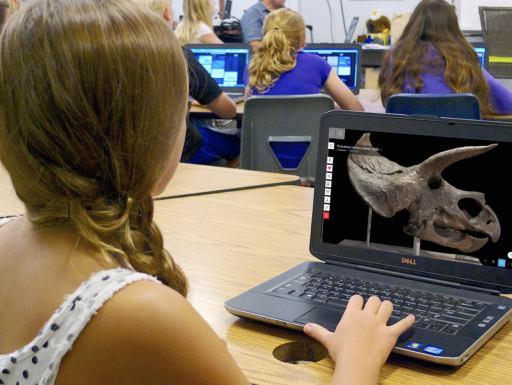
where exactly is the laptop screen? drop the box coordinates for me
[471,43,489,70]
[303,45,360,92]
[187,46,250,88]
[474,47,486,68]
[312,112,512,292]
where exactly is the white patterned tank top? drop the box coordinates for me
[0,268,161,385]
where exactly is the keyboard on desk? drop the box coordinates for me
[273,269,491,335]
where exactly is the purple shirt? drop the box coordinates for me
[403,47,512,114]
[244,51,332,96]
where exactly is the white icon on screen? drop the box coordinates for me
[326,181,332,187]
[327,157,333,164]
[327,165,333,172]
[328,142,335,149]
[325,196,331,203]
[508,252,512,259]
[324,204,330,211]
[326,173,332,180]
[325,189,331,196]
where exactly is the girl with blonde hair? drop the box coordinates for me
[175,0,222,45]
[245,8,363,111]
[0,0,412,383]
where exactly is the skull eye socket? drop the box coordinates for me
[458,198,482,218]
[427,176,442,190]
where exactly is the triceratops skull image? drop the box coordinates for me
[347,133,500,253]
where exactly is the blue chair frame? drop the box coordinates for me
[385,93,481,120]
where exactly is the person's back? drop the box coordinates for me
[378,0,512,115]
[175,0,222,44]
[244,8,363,111]
[0,1,413,384]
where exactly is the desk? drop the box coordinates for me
[154,184,512,384]
[0,166,23,217]
[157,163,300,199]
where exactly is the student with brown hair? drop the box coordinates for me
[245,8,364,111]
[378,0,512,115]
[0,0,412,384]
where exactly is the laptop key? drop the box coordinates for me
[301,293,315,300]
[314,295,329,303]
[328,298,348,308]
[443,324,463,334]
[416,321,430,329]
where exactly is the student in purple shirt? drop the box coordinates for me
[244,8,364,111]
[379,0,512,115]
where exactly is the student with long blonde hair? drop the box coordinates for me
[245,8,364,111]
[379,0,512,115]
[175,0,223,45]
[0,0,412,384]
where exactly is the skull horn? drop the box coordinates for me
[417,144,497,176]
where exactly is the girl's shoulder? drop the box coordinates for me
[198,21,213,36]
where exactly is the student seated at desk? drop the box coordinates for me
[244,8,364,111]
[0,1,412,384]
[175,0,223,45]
[378,0,512,115]
[132,0,240,167]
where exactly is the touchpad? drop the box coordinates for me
[294,307,343,330]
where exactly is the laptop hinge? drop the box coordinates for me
[325,259,500,296]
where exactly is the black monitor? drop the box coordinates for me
[303,43,362,95]
[471,42,490,70]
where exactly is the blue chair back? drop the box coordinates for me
[385,93,481,120]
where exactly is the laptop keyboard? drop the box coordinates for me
[273,269,490,335]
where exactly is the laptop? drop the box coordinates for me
[225,112,512,366]
[186,44,252,103]
[344,17,359,44]
[471,42,489,70]
[303,44,362,95]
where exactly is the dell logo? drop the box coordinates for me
[402,258,417,265]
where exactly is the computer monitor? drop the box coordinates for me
[344,17,359,44]
[303,43,362,95]
[186,44,252,93]
[471,42,489,70]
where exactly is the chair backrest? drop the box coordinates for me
[240,94,335,181]
[479,7,512,58]
[385,93,481,120]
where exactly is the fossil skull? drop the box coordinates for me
[347,133,500,253]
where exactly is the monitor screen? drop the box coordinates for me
[188,48,249,88]
[321,126,509,271]
[303,48,359,90]
[474,47,486,68]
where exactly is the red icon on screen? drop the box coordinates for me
[327,165,333,172]
[323,212,330,219]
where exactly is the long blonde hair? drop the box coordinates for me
[175,0,213,45]
[132,0,170,16]
[0,0,189,296]
[248,8,305,94]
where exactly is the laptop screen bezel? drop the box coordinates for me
[310,111,512,294]
[185,43,253,93]
[303,43,362,95]
[471,42,489,70]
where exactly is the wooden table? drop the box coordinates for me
[154,185,512,385]
[157,163,300,200]
[0,165,24,217]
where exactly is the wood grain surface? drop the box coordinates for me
[0,165,24,217]
[157,163,300,199]
[154,185,512,385]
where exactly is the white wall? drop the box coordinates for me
[173,0,473,43]
[459,0,511,31]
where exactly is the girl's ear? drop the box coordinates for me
[300,35,307,49]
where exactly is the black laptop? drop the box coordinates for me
[225,112,512,366]
[186,43,252,103]
[471,42,490,70]
[303,44,362,95]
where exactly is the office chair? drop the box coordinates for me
[385,93,481,120]
[240,94,335,183]
[479,7,512,78]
